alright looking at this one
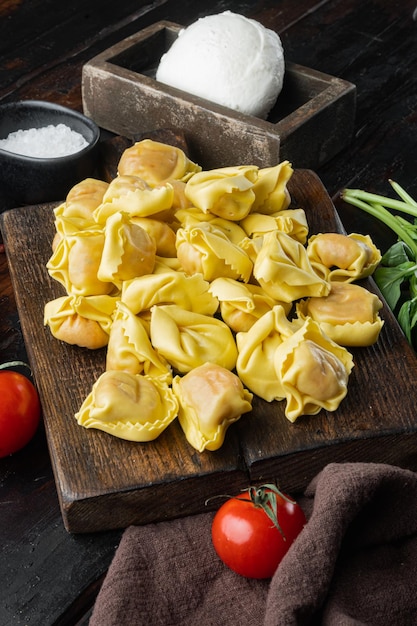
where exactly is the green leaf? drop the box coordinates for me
[398,301,412,342]
[381,241,413,266]
[409,300,417,333]
[409,272,417,299]
[398,298,417,345]
[374,262,417,309]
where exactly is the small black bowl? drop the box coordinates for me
[0,100,100,209]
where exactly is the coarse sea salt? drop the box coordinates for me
[0,123,89,158]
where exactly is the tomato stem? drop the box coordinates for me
[248,484,292,538]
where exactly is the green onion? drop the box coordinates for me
[341,182,417,350]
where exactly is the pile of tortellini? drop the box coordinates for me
[44,139,384,452]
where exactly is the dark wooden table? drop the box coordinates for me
[1,1,417,624]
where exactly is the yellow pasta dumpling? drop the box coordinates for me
[274,317,354,422]
[209,277,291,333]
[75,370,179,442]
[121,271,218,316]
[130,216,177,257]
[236,304,302,402]
[169,179,194,211]
[184,165,258,221]
[296,282,384,346]
[62,177,109,220]
[117,139,201,185]
[175,207,248,245]
[250,161,293,214]
[53,214,98,244]
[243,230,330,302]
[150,304,238,373]
[97,211,156,288]
[106,301,172,383]
[307,232,381,282]
[47,228,114,297]
[94,175,175,222]
[172,362,253,452]
[241,208,308,244]
[44,294,118,349]
[52,178,109,237]
[176,223,253,282]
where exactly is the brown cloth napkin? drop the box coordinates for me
[89,463,417,625]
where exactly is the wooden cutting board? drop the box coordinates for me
[2,169,417,533]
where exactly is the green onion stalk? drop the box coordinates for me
[341,181,417,350]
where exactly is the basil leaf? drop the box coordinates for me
[381,241,413,266]
[374,262,417,310]
[398,298,417,343]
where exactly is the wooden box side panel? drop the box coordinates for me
[82,63,281,169]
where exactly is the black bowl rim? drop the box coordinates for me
[0,99,100,163]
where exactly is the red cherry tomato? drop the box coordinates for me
[211,484,306,579]
[0,370,41,457]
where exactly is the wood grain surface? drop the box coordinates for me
[3,169,417,533]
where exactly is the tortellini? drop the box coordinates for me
[183,161,293,221]
[307,232,382,282]
[209,277,291,333]
[236,305,303,402]
[75,370,178,442]
[185,165,258,220]
[172,362,253,452]
[68,178,108,210]
[94,175,174,222]
[44,294,118,349]
[250,161,293,214]
[106,301,172,383]
[121,271,218,316]
[130,216,177,257]
[117,138,201,185]
[242,230,330,302]
[274,317,354,422]
[47,228,114,296]
[52,214,96,246]
[296,282,384,346]
[149,305,238,373]
[47,213,157,295]
[236,306,354,420]
[175,206,248,245]
[55,178,109,222]
[240,208,308,244]
[176,222,253,282]
[236,305,354,421]
[169,179,193,211]
[97,211,156,287]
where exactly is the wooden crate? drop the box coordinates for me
[82,20,356,170]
